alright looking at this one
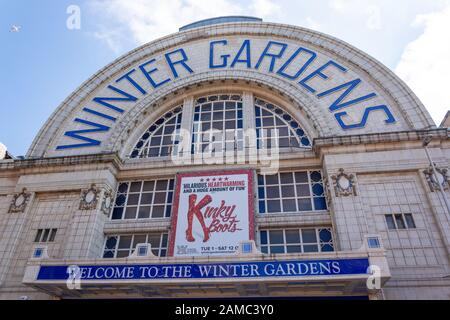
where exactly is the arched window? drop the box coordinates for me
[255,98,311,149]
[130,106,183,158]
[191,94,243,154]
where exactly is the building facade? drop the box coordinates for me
[1,17,449,300]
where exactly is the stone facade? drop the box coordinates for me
[0,18,449,300]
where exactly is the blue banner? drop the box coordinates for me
[37,258,369,281]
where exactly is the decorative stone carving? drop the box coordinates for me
[331,168,357,197]
[9,188,31,213]
[423,166,449,192]
[79,184,100,210]
[101,189,114,215]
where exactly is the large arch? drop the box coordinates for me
[27,21,436,158]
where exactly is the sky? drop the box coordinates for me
[1,0,450,156]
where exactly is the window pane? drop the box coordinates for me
[129,182,142,193]
[138,206,151,219]
[140,193,153,205]
[281,185,295,197]
[103,251,114,258]
[314,197,327,210]
[116,250,129,258]
[124,207,137,219]
[295,172,308,183]
[302,229,317,243]
[118,236,132,249]
[127,194,140,205]
[269,246,285,254]
[48,229,57,242]
[385,215,396,230]
[282,199,297,212]
[105,237,117,250]
[395,214,406,229]
[298,198,312,211]
[269,230,284,244]
[267,200,281,213]
[266,186,280,198]
[319,229,332,243]
[34,229,43,243]
[285,230,300,243]
[42,229,50,242]
[286,246,302,253]
[111,207,123,220]
[404,214,416,229]
[303,245,319,253]
[265,174,279,185]
[152,206,165,218]
[260,231,268,245]
[296,184,310,197]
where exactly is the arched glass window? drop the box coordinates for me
[191,94,243,154]
[130,106,183,158]
[255,98,311,149]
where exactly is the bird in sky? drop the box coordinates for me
[10,25,22,33]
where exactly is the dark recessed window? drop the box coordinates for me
[385,214,416,230]
[34,229,57,243]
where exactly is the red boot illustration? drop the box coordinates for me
[186,194,212,242]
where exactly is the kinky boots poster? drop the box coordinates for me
[169,170,254,257]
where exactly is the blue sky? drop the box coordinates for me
[1,0,450,156]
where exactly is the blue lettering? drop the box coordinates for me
[82,108,117,122]
[335,105,396,130]
[317,79,377,112]
[165,48,194,78]
[139,59,171,88]
[255,41,288,73]
[116,69,147,94]
[92,85,137,113]
[299,60,347,93]
[231,40,252,68]
[56,118,110,150]
[277,47,317,80]
[209,40,230,69]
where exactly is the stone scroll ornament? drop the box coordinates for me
[331,168,357,197]
[423,166,449,192]
[9,188,31,213]
[79,184,100,210]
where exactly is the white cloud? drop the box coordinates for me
[395,5,450,125]
[89,0,280,53]
[249,0,281,18]
[365,5,382,30]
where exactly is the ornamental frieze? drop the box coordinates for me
[79,184,100,210]
[330,168,357,197]
[8,188,32,213]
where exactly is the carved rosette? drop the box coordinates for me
[9,188,31,213]
[79,184,100,210]
[330,168,357,197]
[423,166,449,192]
[101,189,114,215]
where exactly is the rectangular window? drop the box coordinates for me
[34,229,57,243]
[103,233,169,258]
[111,178,175,220]
[257,171,327,214]
[259,228,334,254]
[385,214,416,230]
